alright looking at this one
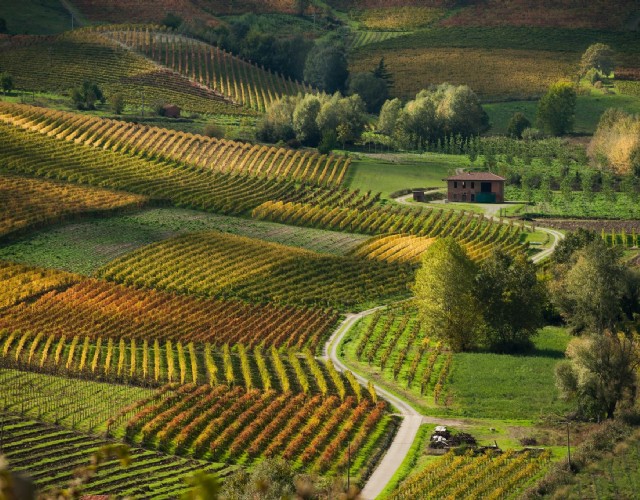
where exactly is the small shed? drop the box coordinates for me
[412,189,426,202]
[162,104,181,119]
[444,172,505,203]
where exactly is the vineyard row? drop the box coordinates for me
[0,102,349,187]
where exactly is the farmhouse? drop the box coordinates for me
[445,172,505,203]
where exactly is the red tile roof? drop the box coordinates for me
[444,172,505,181]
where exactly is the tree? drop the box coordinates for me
[393,84,489,150]
[556,332,640,420]
[377,98,402,136]
[506,112,531,139]
[372,57,393,90]
[70,81,105,110]
[303,42,349,93]
[475,252,546,351]
[550,239,636,334]
[292,94,322,146]
[203,122,225,138]
[588,108,640,175]
[295,0,310,16]
[110,93,125,114]
[316,93,366,145]
[162,13,183,30]
[256,95,299,143]
[414,238,480,352]
[347,72,388,114]
[536,81,576,136]
[0,73,13,95]
[580,43,615,77]
[551,228,598,265]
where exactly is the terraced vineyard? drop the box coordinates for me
[0,369,154,431]
[98,231,413,309]
[0,368,391,478]
[121,384,389,472]
[0,173,147,239]
[351,234,435,264]
[0,31,247,115]
[0,121,297,215]
[0,329,365,396]
[389,448,552,499]
[0,277,337,350]
[253,200,523,260]
[102,27,316,112]
[0,413,236,498]
[345,306,452,403]
[0,102,350,187]
[0,261,78,309]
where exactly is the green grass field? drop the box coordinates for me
[448,327,572,420]
[0,208,369,275]
[485,90,640,135]
[343,153,467,198]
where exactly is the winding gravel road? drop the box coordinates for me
[321,204,564,499]
[323,309,423,500]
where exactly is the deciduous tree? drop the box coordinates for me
[550,239,637,334]
[556,331,640,420]
[580,43,615,77]
[414,237,480,352]
[536,81,576,136]
[0,72,13,95]
[506,112,531,139]
[347,72,388,113]
[303,42,348,93]
[475,251,546,351]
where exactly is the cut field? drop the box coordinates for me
[0,208,368,274]
[350,47,575,100]
[343,153,463,197]
[0,173,147,240]
[97,231,413,309]
[448,327,572,420]
[0,413,236,499]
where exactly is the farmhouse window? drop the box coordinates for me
[462,181,466,188]
[453,181,458,188]
[471,182,475,189]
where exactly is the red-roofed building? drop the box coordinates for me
[444,172,505,203]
